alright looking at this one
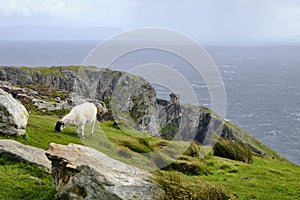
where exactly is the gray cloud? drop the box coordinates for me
[0,0,91,19]
[0,0,299,43]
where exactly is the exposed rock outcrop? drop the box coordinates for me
[100,69,157,134]
[0,66,266,155]
[157,93,182,140]
[155,93,224,144]
[0,139,51,171]
[46,143,164,200]
[0,67,156,132]
[0,88,28,136]
[0,66,78,91]
[0,81,100,116]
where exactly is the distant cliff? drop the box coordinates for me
[0,66,278,157]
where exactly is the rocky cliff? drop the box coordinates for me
[0,66,156,132]
[0,66,267,155]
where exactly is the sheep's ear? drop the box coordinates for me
[99,101,106,108]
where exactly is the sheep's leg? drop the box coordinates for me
[90,120,95,136]
[80,124,85,139]
[75,125,80,136]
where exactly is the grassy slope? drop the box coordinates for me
[0,114,299,199]
[0,158,55,200]
[203,156,300,200]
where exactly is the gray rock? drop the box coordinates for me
[158,93,182,140]
[0,88,28,136]
[46,143,164,200]
[108,71,157,135]
[0,81,97,113]
[0,139,51,172]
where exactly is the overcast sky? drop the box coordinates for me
[0,0,299,43]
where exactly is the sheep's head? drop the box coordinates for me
[55,121,64,132]
[97,101,108,115]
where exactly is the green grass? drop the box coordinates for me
[0,114,300,199]
[0,115,83,150]
[0,158,55,200]
[20,66,82,75]
[202,156,300,200]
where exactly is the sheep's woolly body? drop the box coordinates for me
[62,103,97,126]
[57,102,97,138]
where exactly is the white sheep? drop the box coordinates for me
[55,102,107,138]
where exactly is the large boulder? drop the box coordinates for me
[0,88,29,136]
[46,143,164,200]
[0,139,51,171]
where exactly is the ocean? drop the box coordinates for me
[0,40,299,165]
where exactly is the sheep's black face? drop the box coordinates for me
[55,121,63,132]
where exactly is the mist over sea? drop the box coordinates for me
[0,40,299,165]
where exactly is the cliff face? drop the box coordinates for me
[0,67,77,91]
[0,66,266,155]
[0,66,158,134]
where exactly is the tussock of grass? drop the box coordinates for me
[183,142,214,159]
[162,159,210,176]
[213,138,253,163]
[119,137,153,153]
[155,171,231,200]
[183,142,200,157]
